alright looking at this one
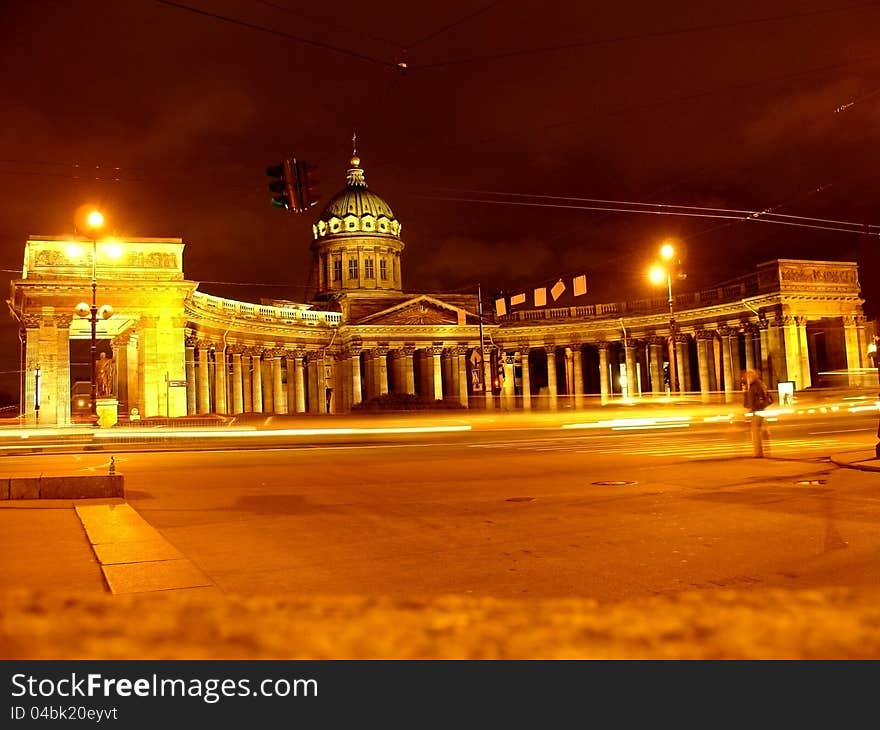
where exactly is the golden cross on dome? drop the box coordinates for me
[352,132,357,159]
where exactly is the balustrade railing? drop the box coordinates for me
[189,291,341,326]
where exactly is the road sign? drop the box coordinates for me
[470,348,484,392]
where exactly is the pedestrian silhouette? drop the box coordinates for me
[743,369,771,457]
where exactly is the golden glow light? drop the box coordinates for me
[649,265,667,285]
[65,243,83,258]
[660,242,675,259]
[86,210,104,229]
[103,242,123,259]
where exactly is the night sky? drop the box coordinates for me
[2,0,879,397]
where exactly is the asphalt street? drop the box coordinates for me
[2,409,876,602]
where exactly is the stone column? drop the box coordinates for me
[184,336,197,415]
[502,351,516,410]
[387,349,401,394]
[431,345,444,402]
[112,332,129,415]
[376,348,389,396]
[125,331,139,418]
[214,348,228,415]
[572,345,584,409]
[54,314,72,426]
[359,350,371,399]
[598,342,611,404]
[401,346,415,395]
[696,331,713,403]
[197,343,212,414]
[231,348,244,414]
[730,333,742,386]
[624,341,637,399]
[743,325,756,373]
[456,346,469,407]
[261,357,273,413]
[250,349,263,413]
[242,350,253,412]
[22,315,40,424]
[779,315,810,389]
[719,326,736,403]
[290,350,306,413]
[795,316,812,389]
[649,337,664,394]
[758,320,772,385]
[520,345,532,410]
[350,348,363,406]
[675,335,689,393]
[271,350,286,414]
[546,345,558,410]
[443,349,455,399]
[843,316,863,385]
[481,347,494,409]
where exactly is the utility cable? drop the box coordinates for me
[149,0,398,68]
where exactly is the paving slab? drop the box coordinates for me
[93,538,183,565]
[101,559,213,594]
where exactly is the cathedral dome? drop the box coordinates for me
[312,156,402,240]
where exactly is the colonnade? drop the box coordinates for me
[183,314,859,415]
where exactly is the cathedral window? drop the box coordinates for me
[380,259,387,280]
[364,259,375,279]
[333,258,342,281]
[348,259,358,279]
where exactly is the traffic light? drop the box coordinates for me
[266,158,295,211]
[294,159,320,212]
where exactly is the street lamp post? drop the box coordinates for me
[74,209,110,426]
[649,242,684,395]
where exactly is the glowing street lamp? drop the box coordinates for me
[649,240,685,394]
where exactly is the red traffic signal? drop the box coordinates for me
[293,159,319,212]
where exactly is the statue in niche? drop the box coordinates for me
[96,352,116,397]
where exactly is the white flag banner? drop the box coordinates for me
[494,297,507,317]
[573,274,587,296]
[510,292,526,306]
[534,287,547,307]
[550,279,566,301]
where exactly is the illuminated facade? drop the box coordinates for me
[8,155,870,424]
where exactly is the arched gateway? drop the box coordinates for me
[8,156,870,424]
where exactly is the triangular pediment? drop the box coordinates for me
[356,295,471,325]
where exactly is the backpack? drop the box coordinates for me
[751,384,772,412]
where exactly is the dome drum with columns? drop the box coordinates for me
[311,155,404,297]
[7,149,871,425]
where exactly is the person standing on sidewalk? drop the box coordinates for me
[743,369,772,457]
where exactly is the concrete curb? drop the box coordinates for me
[830,451,880,472]
[1,475,124,500]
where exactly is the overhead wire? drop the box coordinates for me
[418,195,880,236]
[149,0,398,68]
[418,1,880,69]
